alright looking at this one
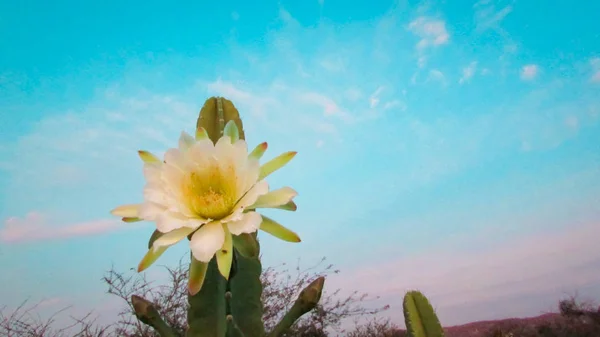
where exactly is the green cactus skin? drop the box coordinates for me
[229,241,266,337]
[131,295,178,337]
[196,97,245,145]
[187,255,228,337]
[403,290,444,337]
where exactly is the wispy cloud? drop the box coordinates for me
[295,91,351,121]
[0,212,126,244]
[459,61,478,84]
[369,86,385,108]
[473,0,513,32]
[427,69,447,86]
[520,64,539,80]
[408,16,450,51]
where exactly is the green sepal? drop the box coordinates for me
[231,233,259,259]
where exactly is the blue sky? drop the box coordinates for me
[1,0,600,330]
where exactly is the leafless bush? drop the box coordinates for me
[344,317,405,337]
[260,256,390,336]
[1,255,389,337]
[0,300,109,337]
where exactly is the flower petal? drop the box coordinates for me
[223,120,239,143]
[227,211,262,235]
[110,204,140,217]
[186,138,216,168]
[138,201,165,221]
[188,256,209,295]
[248,142,268,161]
[153,226,196,248]
[249,187,298,209]
[259,215,301,242]
[190,221,225,263]
[233,180,269,210]
[216,227,233,280]
[259,151,297,180]
[137,246,167,272]
[143,163,163,185]
[138,150,161,163]
[232,139,249,169]
[178,131,196,151]
[155,212,188,233]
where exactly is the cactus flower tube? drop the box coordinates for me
[111,120,300,294]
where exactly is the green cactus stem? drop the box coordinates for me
[403,290,444,337]
[130,295,178,337]
[186,255,228,337]
[267,276,326,337]
[225,279,246,337]
[229,243,266,337]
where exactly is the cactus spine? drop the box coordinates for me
[403,290,444,337]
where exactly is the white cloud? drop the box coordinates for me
[520,64,539,80]
[408,16,450,50]
[0,212,128,244]
[459,61,478,84]
[295,91,353,122]
[369,86,385,108]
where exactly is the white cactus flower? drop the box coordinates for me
[111,121,299,293]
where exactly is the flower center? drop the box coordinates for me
[183,164,238,220]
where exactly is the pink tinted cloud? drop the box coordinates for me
[0,212,127,244]
[326,221,600,325]
[520,64,539,80]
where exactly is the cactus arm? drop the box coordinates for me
[267,276,326,337]
[403,290,444,337]
[131,295,178,337]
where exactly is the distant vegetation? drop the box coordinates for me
[1,255,599,337]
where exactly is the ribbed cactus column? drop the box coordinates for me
[186,97,249,337]
[403,290,445,337]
